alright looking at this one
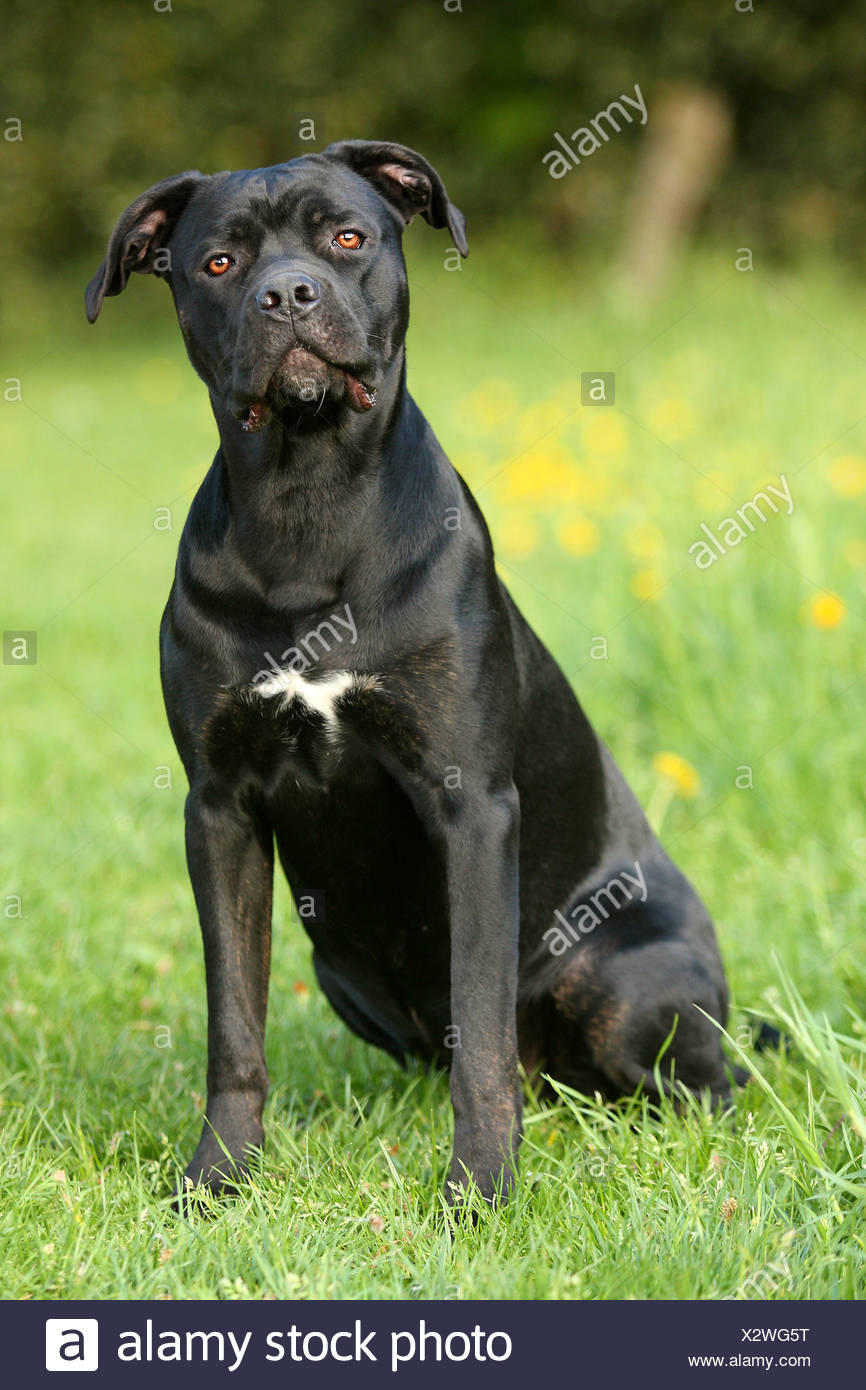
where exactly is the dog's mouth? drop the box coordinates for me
[238,347,377,433]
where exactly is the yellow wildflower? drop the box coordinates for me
[499,442,580,503]
[630,568,666,601]
[583,412,628,458]
[557,516,600,556]
[625,522,664,559]
[807,592,845,630]
[646,397,697,443]
[469,380,518,429]
[652,752,701,798]
[828,454,866,498]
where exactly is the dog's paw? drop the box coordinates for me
[172,1149,260,1216]
[174,1107,264,1210]
[181,1149,252,1196]
[443,1155,517,1218]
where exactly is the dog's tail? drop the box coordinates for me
[733,1020,787,1087]
[753,1021,785,1053]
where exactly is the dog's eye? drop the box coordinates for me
[205,254,234,276]
[333,230,365,251]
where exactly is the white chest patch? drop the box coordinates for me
[250,668,378,725]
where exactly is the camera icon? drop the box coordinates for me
[45,1319,99,1371]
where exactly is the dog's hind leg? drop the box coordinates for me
[541,906,734,1106]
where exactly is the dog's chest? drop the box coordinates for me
[207,665,387,791]
[250,667,373,724]
[196,639,432,795]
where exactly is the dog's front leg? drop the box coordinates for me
[182,787,274,1193]
[442,785,523,1206]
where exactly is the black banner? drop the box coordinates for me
[7,1299,854,1387]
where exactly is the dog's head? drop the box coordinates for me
[85,141,467,430]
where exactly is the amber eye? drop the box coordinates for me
[205,254,233,276]
[334,230,364,251]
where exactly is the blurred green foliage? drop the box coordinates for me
[2,0,865,271]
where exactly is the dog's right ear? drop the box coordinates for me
[85,171,205,323]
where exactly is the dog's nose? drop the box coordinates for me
[256,274,321,314]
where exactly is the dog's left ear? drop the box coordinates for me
[324,140,468,258]
[85,171,206,323]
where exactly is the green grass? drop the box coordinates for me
[2,239,865,1298]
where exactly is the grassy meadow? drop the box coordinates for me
[1,239,865,1298]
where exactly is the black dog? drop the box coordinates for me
[86,140,735,1204]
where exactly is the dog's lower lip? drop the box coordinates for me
[240,401,271,432]
[344,371,377,411]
